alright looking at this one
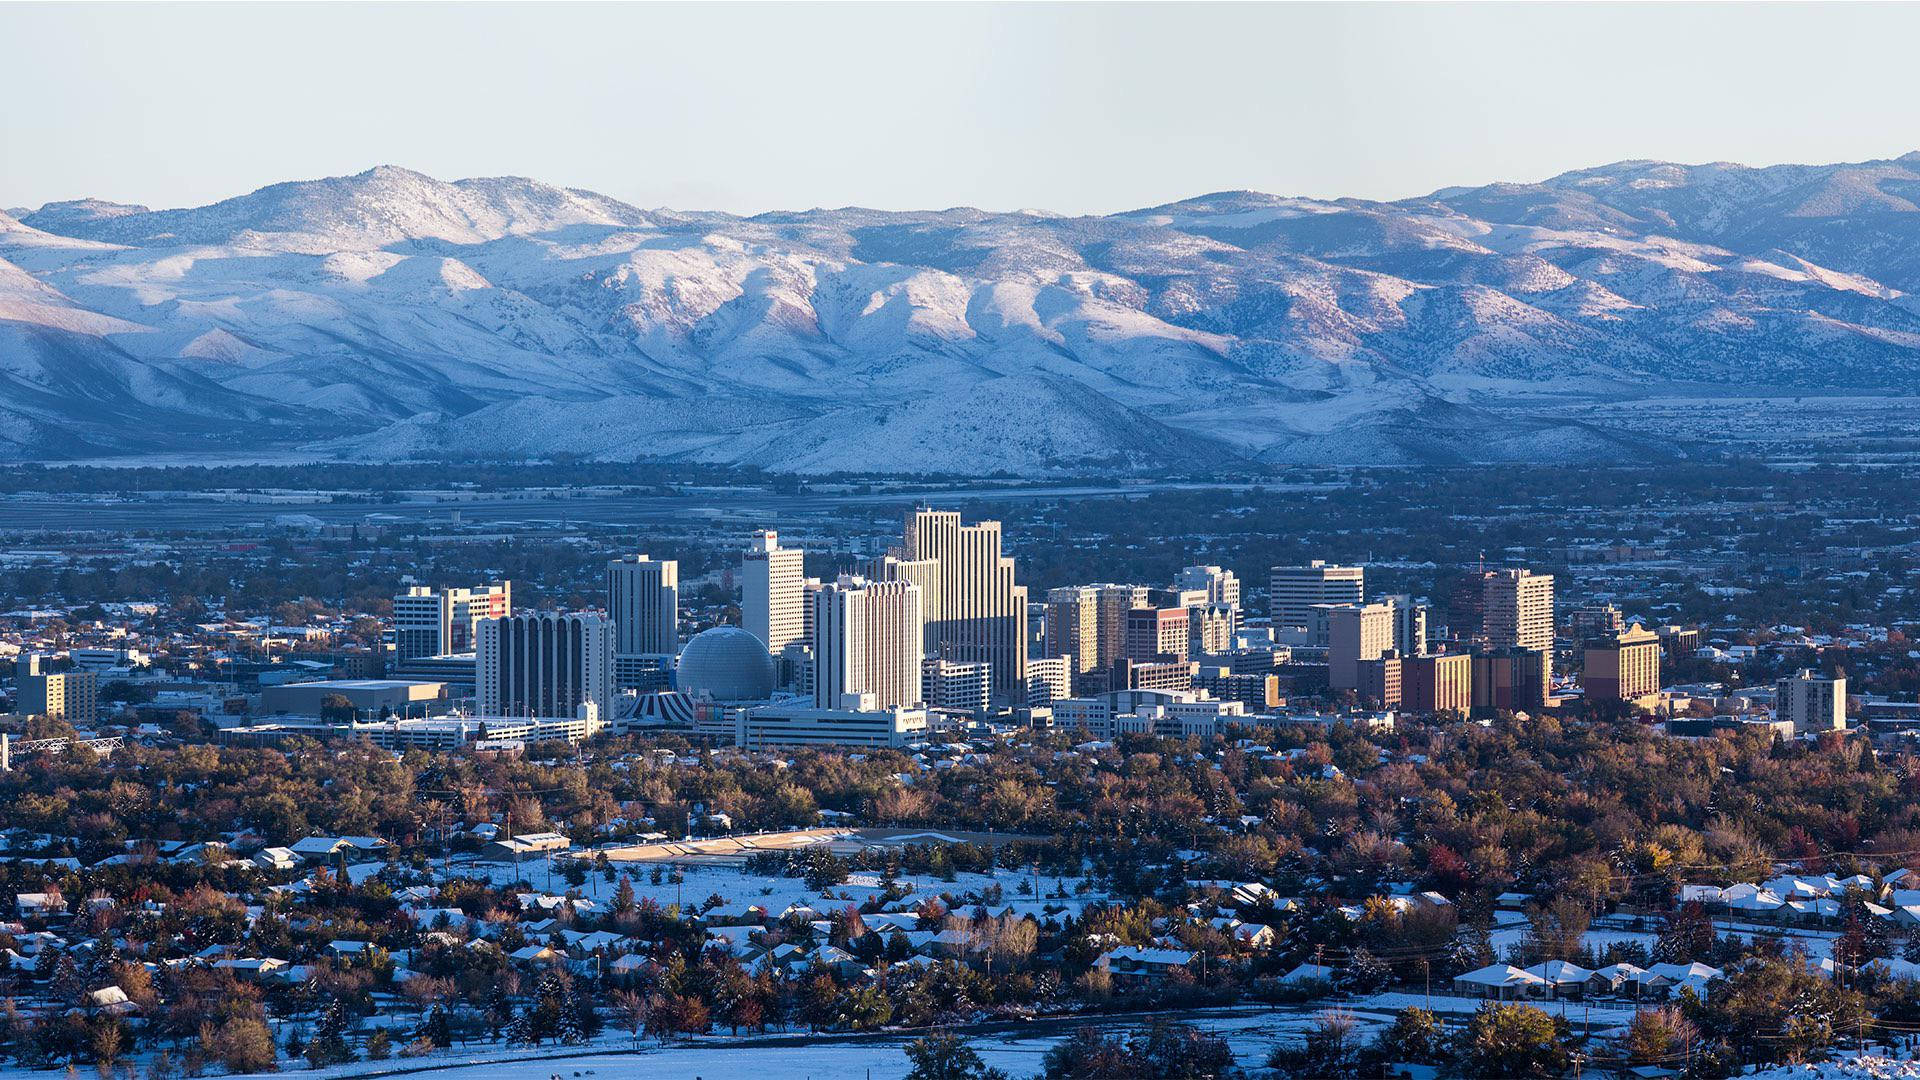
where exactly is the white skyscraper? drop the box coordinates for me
[607,554,678,656]
[901,509,1028,700]
[742,531,806,656]
[813,576,925,709]
[476,612,613,722]
[1177,565,1242,609]
[1484,569,1555,652]
[393,582,511,661]
[1269,561,1364,643]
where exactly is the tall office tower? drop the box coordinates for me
[1328,602,1396,690]
[476,612,612,721]
[1776,668,1847,733]
[867,553,943,648]
[1483,569,1556,652]
[743,531,806,656]
[1044,587,1101,674]
[797,576,825,675]
[900,509,1027,699]
[1449,571,1491,641]
[607,554,678,656]
[1269,561,1365,642]
[1095,585,1152,668]
[1026,602,1048,657]
[1124,607,1190,663]
[1404,651,1472,715]
[1177,565,1242,609]
[1380,594,1430,658]
[393,582,512,661]
[1585,624,1661,707]
[15,653,99,725]
[813,576,925,709]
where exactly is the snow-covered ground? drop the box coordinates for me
[1747,1050,1920,1079]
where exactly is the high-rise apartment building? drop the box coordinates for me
[1380,594,1430,658]
[1270,561,1365,643]
[1483,569,1555,652]
[607,554,678,657]
[742,531,806,656]
[1176,565,1242,609]
[15,654,98,725]
[1584,624,1661,708]
[1776,669,1846,733]
[813,576,925,710]
[393,582,511,661]
[1095,585,1152,668]
[476,612,612,722]
[1044,586,1101,674]
[1328,602,1395,690]
[900,510,1028,699]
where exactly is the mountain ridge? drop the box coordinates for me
[6,152,1920,473]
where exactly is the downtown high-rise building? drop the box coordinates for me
[742,531,806,656]
[1095,584,1152,670]
[1483,569,1555,652]
[1328,601,1396,690]
[1269,561,1364,642]
[813,576,925,709]
[1379,594,1431,658]
[476,611,613,722]
[1044,586,1100,674]
[900,509,1028,700]
[1176,565,1242,609]
[607,554,678,656]
[392,582,511,661]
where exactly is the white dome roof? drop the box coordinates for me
[676,626,777,703]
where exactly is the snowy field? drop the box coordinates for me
[222,1006,1348,1080]
[411,852,1112,920]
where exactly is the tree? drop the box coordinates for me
[1342,947,1391,994]
[905,1032,1010,1080]
[1453,1002,1569,1079]
[1269,1010,1361,1079]
[1620,1005,1696,1067]
[215,1018,278,1074]
[89,1018,124,1078]
[1656,902,1716,964]
[1374,1007,1446,1065]
[422,1004,452,1049]
[365,1029,391,1060]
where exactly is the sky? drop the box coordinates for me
[5,2,1920,216]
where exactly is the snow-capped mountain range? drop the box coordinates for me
[7,153,1920,473]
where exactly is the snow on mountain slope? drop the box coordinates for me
[6,154,1920,471]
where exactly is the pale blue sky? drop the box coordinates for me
[5,2,1919,215]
